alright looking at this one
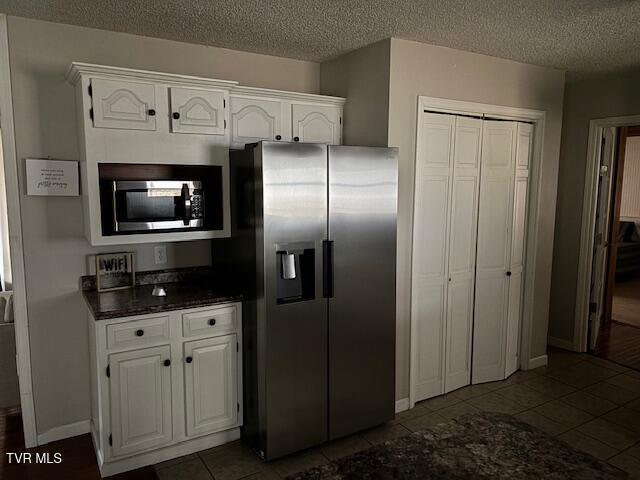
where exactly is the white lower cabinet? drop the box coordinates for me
[87,302,243,477]
[184,335,238,438]
[109,346,173,457]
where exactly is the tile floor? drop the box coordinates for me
[152,348,640,479]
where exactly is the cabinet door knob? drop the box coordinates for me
[172,112,180,120]
[293,136,300,142]
[208,318,217,326]
[185,356,193,364]
[136,329,144,337]
[506,271,512,277]
[148,109,156,116]
[163,359,171,367]
[275,135,282,140]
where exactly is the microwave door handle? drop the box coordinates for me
[181,183,191,226]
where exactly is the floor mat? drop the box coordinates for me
[288,412,626,479]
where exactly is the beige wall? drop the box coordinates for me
[549,69,640,343]
[387,38,565,401]
[6,16,319,435]
[320,40,390,146]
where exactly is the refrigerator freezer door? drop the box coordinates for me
[327,146,398,440]
[261,142,329,459]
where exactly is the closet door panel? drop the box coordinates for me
[412,282,446,400]
[411,113,454,401]
[444,277,474,392]
[505,123,532,377]
[444,116,482,393]
[473,120,516,384]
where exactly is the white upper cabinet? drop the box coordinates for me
[91,78,157,131]
[170,87,227,135]
[292,103,341,144]
[231,96,283,144]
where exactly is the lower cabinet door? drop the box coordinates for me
[184,334,238,438]
[109,345,173,457]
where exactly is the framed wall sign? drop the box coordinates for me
[25,158,79,196]
[95,252,136,292]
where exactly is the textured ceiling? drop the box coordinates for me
[1,0,639,74]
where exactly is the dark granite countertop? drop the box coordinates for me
[81,267,243,320]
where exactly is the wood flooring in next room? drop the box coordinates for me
[2,348,640,479]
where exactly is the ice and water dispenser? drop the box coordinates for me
[275,242,315,304]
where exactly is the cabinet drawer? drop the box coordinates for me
[106,316,170,350]
[182,305,237,338]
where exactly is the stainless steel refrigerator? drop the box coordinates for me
[213,142,398,460]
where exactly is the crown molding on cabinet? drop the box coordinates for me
[66,62,346,106]
[232,85,345,106]
[66,62,239,90]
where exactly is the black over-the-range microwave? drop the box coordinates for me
[98,163,223,235]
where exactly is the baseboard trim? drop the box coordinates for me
[37,419,90,445]
[395,398,409,413]
[527,354,548,370]
[548,336,576,351]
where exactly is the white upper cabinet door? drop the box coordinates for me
[170,87,226,135]
[411,112,455,401]
[473,120,517,384]
[109,345,173,457]
[505,123,532,377]
[291,104,341,144]
[91,78,157,131]
[444,116,482,393]
[230,96,283,144]
[184,334,238,438]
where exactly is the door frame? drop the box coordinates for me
[0,14,37,446]
[409,96,546,408]
[574,115,640,352]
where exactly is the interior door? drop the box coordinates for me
[589,127,618,349]
[170,87,226,135]
[473,120,517,384]
[109,345,172,457]
[444,116,482,393]
[328,145,398,439]
[504,123,532,376]
[291,104,341,144]
[411,112,455,401]
[230,96,283,144]
[184,335,238,438]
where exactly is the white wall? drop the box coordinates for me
[320,40,390,146]
[386,38,565,401]
[549,69,640,344]
[6,16,319,435]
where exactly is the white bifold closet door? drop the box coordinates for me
[411,113,482,401]
[472,121,531,384]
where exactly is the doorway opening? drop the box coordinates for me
[589,126,640,370]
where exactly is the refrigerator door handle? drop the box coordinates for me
[323,240,334,298]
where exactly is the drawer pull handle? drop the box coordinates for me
[163,359,171,367]
[186,356,193,363]
[148,109,156,116]
[172,112,180,120]
[136,329,144,337]
[208,318,217,326]
[275,134,282,140]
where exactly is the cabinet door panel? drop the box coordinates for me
[91,78,156,131]
[109,345,172,457]
[291,104,341,144]
[473,120,516,384]
[170,87,226,135]
[231,96,282,144]
[184,335,238,438]
[445,278,474,392]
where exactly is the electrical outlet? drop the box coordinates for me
[154,245,167,265]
